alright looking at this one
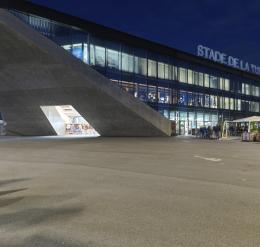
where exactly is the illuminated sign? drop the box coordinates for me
[197,45,260,75]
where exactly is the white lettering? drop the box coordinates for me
[222,54,227,64]
[204,47,211,59]
[228,56,234,67]
[215,51,222,63]
[251,64,257,73]
[197,45,204,57]
[245,62,250,72]
[234,58,239,68]
[209,49,216,60]
[197,44,260,75]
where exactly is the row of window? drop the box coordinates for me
[120,81,260,113]
[13,11,260,100]
[242,83,260,97]
[62,43,260,98]
[159,110,221,134]
[167,111,218,123]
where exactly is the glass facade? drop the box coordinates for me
[11,10,260,135]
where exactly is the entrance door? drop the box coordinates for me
[188,121,192,135]
[179,121,189,135]
[188,121,197,135]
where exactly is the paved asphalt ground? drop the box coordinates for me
[0,136,259,247]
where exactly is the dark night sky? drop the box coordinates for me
[30,0,260,65]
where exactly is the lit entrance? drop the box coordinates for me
[179,121,196,135]
[41,105,100,137]
[179,121,188,135]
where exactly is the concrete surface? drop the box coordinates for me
[0,136,260,246]
[0,9,171,137]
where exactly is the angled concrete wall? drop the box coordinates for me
[0,9,171,137]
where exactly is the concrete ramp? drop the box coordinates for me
[0,9,171,136]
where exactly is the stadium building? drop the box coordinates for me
[0,1,259,136]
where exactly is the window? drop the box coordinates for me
[197,112,204,127]
[251,102,259,112]
[158,87,167,103]
[196,93,204,107]
[28,15,51,33]
[62,44,71,52]
[197,112,204,121]
[157,87,171,104]
[180,111,187,121]
[122,82,137,97]
[172,89,178,104]
[194,72,203,86]
[179,68,187,83]
[204,114,210,122]
[188,112,195,122]
[72,43,83,60]
[188,92,195,106]
[138,84,147,101]
[107,49,119,70]
[230,98,234,110]
[178,91,187,105]
[198,72,204,87]
[134,56,147,76]
[224,79,230,91]
[148,59,157,77]
[170,111,176,120]
[148,85,157,103]
[122,53,134,73]
[204,74,210,87]
[158,62,165,79]
[172,66,178,80]
[242,83,245,94]
[163,110,169,119]
[209,75,218,89]
[242,83,251,95]
[188,70,193,84]
[242,100,250,111]
[219,97,224,109]
[194,72,199,86]
[237,82,242,94]
[210,95,218,109]
[165,64,170,80]
[245,84,250,95]
[83,43,88,64]
[164,88,171,104]
[252,85,260,97]
[219,78,230,91]
[224,97,229,110]
[90,45,105,67]
[252,85,256,96]
[204,95,210,107]
[219,78,224,90]
[212,114,218,126]
[236,99,241,111]
[193,72,204,87]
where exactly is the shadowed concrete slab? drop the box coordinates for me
[0,9,171,136]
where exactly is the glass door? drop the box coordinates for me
[179,121,189,135]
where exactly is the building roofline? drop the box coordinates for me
[1,0,260,82]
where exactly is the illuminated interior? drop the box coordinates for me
[41,105,100,137]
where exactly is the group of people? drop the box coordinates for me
[228,125,248,136]
[196,125,221,139]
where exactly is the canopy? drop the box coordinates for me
[232,116,260,123]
